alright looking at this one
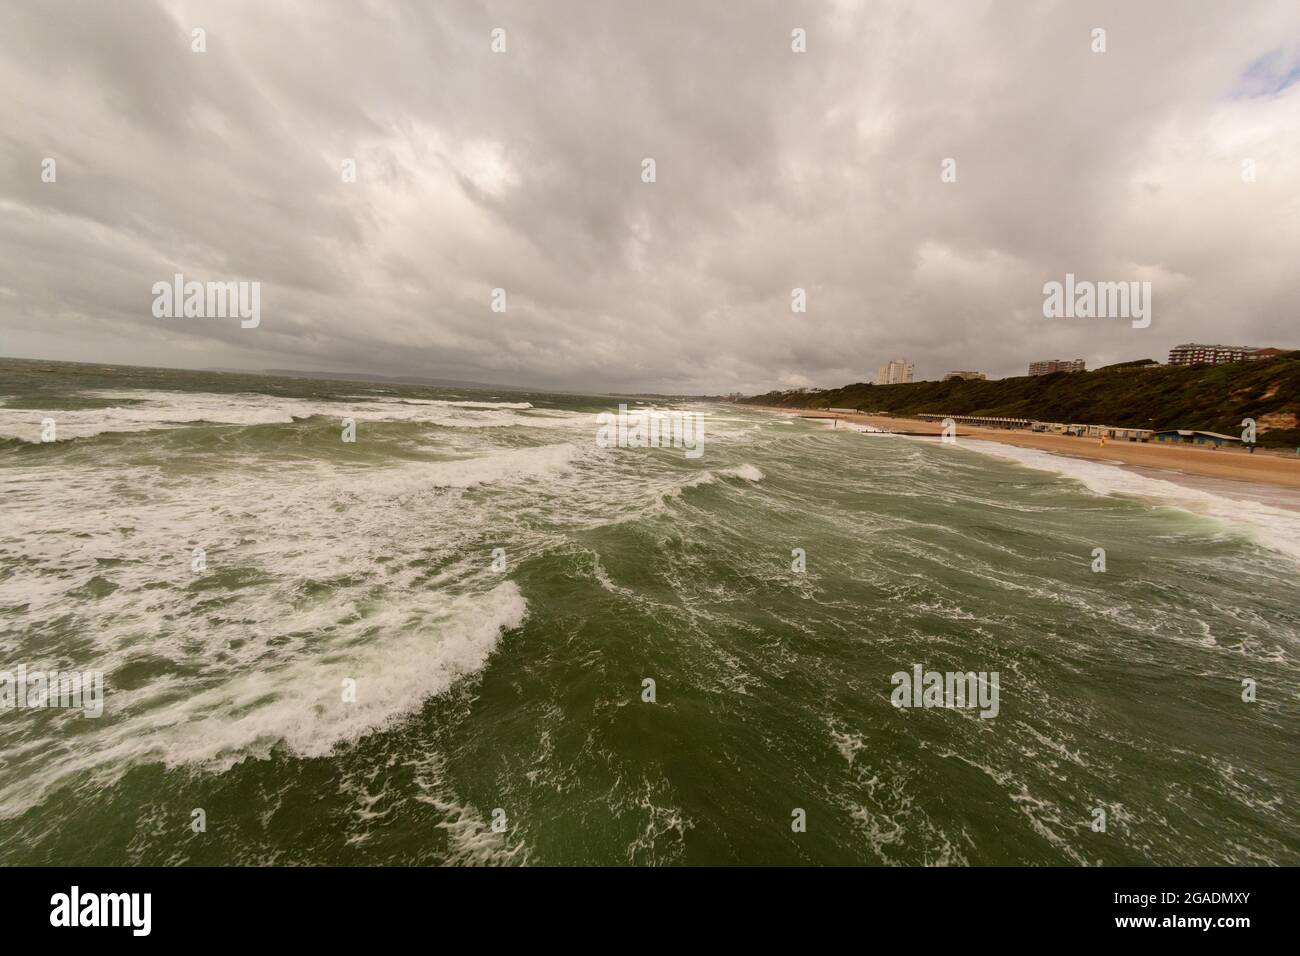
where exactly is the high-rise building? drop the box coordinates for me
[1167,343,1257,366]
[876,358,915,385]
[1028,359,1085,376]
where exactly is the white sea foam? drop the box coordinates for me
[662,463,765,499]
[0,379,719,822]
[419,443,581,488]
[964,440,1300,564]
[719,463,765,482]
[0,580,527,818]
[0,408,572,817]
[359,397,534,410]
[0,390,565,441]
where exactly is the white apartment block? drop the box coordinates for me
[876,358,915,385]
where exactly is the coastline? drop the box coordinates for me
[756,406,1300,493]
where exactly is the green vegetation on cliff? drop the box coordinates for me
[744,352,1300,447]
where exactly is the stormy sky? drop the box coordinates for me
[1,0,1297,394]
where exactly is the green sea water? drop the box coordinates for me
[1,357,1297,865]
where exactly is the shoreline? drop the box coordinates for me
[754,406,1300,493]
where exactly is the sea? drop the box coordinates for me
[1,357,1296,865]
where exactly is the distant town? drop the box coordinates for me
[867,343,1286,387]
[739,342,1300,449]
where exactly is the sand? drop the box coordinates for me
[758,407,1300,491]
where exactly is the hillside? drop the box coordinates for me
[744,352,1300,447]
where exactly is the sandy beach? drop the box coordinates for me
[760,407,1300,491]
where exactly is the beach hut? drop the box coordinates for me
[1151,429,1242,447]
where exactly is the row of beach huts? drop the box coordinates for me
[913,413,1244,446]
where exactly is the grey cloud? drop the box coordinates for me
[1,0,1297,392]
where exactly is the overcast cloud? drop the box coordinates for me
[1,0,1298,393]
